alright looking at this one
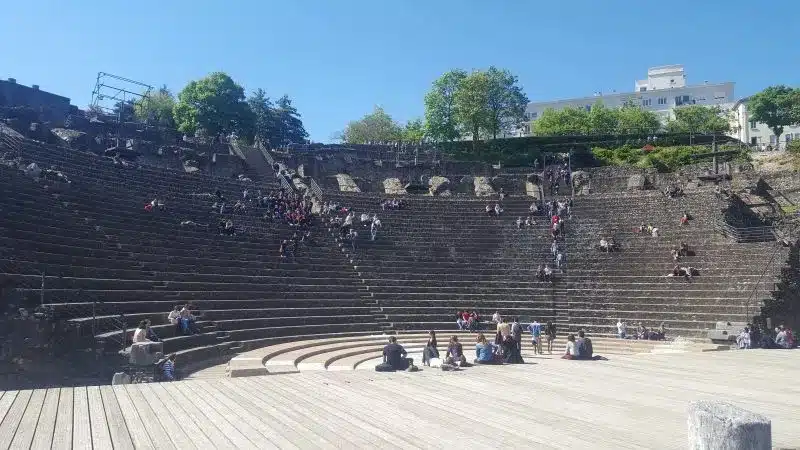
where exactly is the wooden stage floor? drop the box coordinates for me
[0,350,797,449]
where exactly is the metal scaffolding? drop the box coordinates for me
[90,72,153,123]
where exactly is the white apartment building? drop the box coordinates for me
[729,97,800,150]
[519,65,735,135]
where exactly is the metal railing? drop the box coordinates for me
[309,178,324,200]
[260,147,276,168]
[279,174,294,192]
[714,220,776,243]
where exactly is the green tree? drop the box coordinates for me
[272,95,308,146]
[342,106,403,144]
[247,88,277,148]
[666,105,730,134]
[134,85,175,128]
[588,101,620,134]
[484,66,529,139]
[747,85,800,145]
[402,118,426,142]
[173,72,254,139]
[617,100,661,135]
[424,69,467,142]
[531,106,590,135]
[454,70,491,146]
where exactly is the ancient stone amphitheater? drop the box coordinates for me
[0,130,787,383]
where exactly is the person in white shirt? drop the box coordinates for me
[516,217,523,229]
[494,204,503,216]
[529,202,538,214]
[360,213,370,225]
[600,238,609,252]
[551,240,558,257]
[370,220,380,241]
[555,252,563,269]
[132,320,151,343]
[562,334,577,360]
[168,305,181,334]
[617,319,627,339]
[491,311,501,324]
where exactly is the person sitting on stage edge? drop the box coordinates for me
[474,333,500,364]
[376,336,415,371]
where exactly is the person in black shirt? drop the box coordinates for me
[382,336,412,371]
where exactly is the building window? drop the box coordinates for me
[657,97,667,105]
[750,120,757,129]
[531,112,537,119]
[641,98,651,107]
[770,135,777,145]
[751,137,758,146]
[639,87,647,92]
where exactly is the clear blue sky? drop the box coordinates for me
[2,0,799,142]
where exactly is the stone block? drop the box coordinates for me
[128,342,164,366]
[335,173,361,192]
[428,176,450,196]
[51,128,90,150]
[688,401,771,450]
[473,176,495,197]
[627,174,646,190]
[383,178,407,195]
[525,182,541,199]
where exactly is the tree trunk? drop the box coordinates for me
[473,125,479,152]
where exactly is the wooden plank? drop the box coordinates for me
[250,376,400,448]
[191,381,286,449]
[124,385,192,450]
[0,390,32,448]
[137,383,210,449]
[111,386,156,450]
[52,388,73,450]
[31,389,61,450]
[152,383,234,449]
[71,387,92,450]
[223,379,337,449]
[0,392,18,432]
[10,389,46,449]
[171,382,255,449]
[98,386,135,450]
[86,386,113,449]
[216,379,328,449]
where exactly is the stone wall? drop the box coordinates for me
[335,173,361,192]
[473,176,495,196]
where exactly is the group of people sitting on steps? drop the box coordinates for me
[379,198,407,210]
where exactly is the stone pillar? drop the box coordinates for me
[688,401,771,450]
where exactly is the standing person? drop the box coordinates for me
[616,319,627,339]
[545,321,556,354]
[511,317,523,353]
[496,318,511,346]
[528,319,542,355]
[162,354,176,381]
[422,330,439,366]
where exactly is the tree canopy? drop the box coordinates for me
[402,118,426,142]
[173,72,254,139]
[341,106,403,144]
[424,69,466,142]
[531,100,661,136]
[665,105,730,134]
[134,85,175,128]
[747,85,800,142]
[424,67,527,144]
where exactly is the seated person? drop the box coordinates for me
[599,238,610,252]
[671,248,680,262]
[178,308,199,335]
[132,320,151,343]
[456,311,469,330]
[168,305,182,334]
[485,204,493,216]
[474,333,500,364]
[468,310,481,331]
[524,216,534,228]
[360,213,371,226]
[679,242,689,257]
[575,330,595,360]
[422,330,439,366]
[445,336,467,366]
[494,203,503,216]
[651,227,660,237]
[145,320,160,342]
[529,202,538,214]
[680,213,689,226]
[516,217,523,229]
[501,334,524,364]
[379,336,413,371]
[561,334,577,360]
